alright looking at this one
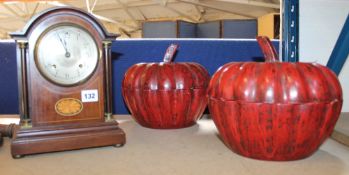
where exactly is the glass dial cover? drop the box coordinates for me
[36,25,98,86]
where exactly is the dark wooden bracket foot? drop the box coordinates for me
[0,124,17,147]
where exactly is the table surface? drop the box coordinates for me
[1,115,349,175]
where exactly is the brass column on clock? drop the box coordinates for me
[17,41,30,126]
[10,7,126,158]
[103,41,113,121]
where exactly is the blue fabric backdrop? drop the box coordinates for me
[197,22,221,38]
[222,20,257,38]
[0,41,18,114]
[0,39,279,114]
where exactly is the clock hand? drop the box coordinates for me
[56,32,67,51]
[56,32,71,58]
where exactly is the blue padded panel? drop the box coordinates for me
[142,22,177,38]
[0,41,18,114]
[111,39,279,114]
[0,39,279,114]
[178,21,196,38]
[197,22,221,38]
[222,20,257,39]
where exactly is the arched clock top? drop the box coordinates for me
[10,7,118,40]
[10,6,125,157]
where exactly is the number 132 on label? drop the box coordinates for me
[81,89,99,102]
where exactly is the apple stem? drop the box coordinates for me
[163,44,179,63]
[256,36,279,62]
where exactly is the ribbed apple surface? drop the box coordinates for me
[208,36,343,160]
[122,44,210,129]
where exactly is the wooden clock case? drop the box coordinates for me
[10,7,125,157]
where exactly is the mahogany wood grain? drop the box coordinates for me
[0,124,16,147]
[11,121,125,157]
[10,7,125,157]
[0,124,16,138]
[26,12,106,126]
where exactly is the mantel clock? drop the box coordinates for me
[10,7,125,157]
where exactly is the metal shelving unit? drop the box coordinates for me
[282,0,299,62]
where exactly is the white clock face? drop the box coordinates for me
[35,25,99,86]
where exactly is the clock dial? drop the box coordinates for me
[35,25,99,86]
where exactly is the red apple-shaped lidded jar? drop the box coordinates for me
[122,44,210,129]
[208,36,343,161]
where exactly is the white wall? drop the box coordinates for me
[299,0,349,112]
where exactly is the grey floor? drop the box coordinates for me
[1,115,349,175]
[333,113,349,147]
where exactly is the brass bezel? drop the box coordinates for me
[34,23,100,87]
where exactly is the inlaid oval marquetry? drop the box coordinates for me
[55,98,83,116]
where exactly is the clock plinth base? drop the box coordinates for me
[11,121,125,157]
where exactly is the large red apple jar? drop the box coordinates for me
[122,44,210,129]
[208,36,343,161]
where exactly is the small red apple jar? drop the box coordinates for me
[122,44,210,129]
[208,36,343,161]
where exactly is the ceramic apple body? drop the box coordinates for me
[208,37,343,160]
[122,44,210,129]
